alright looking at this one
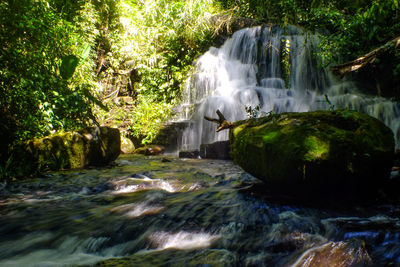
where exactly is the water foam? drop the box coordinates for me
[149,231,221,250]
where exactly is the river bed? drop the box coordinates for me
[0,154,399,266]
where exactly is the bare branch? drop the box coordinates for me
[204,109,235,132]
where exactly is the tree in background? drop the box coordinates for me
[0,0,106,166]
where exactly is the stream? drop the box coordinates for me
[0,154,399,266]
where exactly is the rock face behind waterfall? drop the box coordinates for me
[229,110,394,198]
[11,127,120,177]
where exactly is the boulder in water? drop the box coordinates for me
[291,240,372,266]
[229,110,394,197]
[179,150,200,158]
[200,141,231,160]
[11,126,120,176]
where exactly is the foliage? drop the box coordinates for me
[216,0,400,93]
[0,0,100,147]
[129,96,172,144]
[96,0,220,144]
[306,0,400,63]
[119,0,218,102]
[216,0,400,59]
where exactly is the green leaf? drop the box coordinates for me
[60,55,79,80]
[80,44,91,61]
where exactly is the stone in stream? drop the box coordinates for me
[179,150,200,158]
[120,134,135,154]
[291,240,372,266]
[11,126,120,176]
[227,110,394,198]
[200,140,231,160]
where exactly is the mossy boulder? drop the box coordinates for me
[11,127,120,176]
[229,110,394,197]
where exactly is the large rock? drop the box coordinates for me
[11,127,120,176]
[229,110,394,197]
[200,141,231,160]
[151,121,189,153]
[291,240,372,266]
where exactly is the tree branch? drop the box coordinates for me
[204,109,235,132]
[331,36,400,77]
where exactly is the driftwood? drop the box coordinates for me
[331,36,400,77]
[204,109,235,132]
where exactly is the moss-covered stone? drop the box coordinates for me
[229,110,394,197]
[11,127,120,177]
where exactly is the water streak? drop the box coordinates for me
[149,231,221,250]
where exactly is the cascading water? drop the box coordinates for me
[179,25,400,151]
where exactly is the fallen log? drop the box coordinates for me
[331,36,400,77]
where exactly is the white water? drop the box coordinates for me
[179,25,400,150]
[149,231,221,250]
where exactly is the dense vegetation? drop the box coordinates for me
[1,0,399,178]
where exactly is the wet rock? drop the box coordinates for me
[151,121,189,153]
[267,232,326,256]
[11,127,120,176]
[121,135,135,154]
[133,145,164,156]
[200,141,231,160]
[291,240,373,266]
[322,216,400,232]
[179,150,200,158]
[229,110,394,198]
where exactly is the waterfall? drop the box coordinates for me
[178,25,400,151]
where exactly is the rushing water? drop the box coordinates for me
[0,155,399,266]
[178,25,400,151]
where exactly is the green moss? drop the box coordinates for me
[303,136,329,161]
[232,122,249,137]
[261,131,280,143]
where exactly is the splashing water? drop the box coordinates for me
[178,25,400,150]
